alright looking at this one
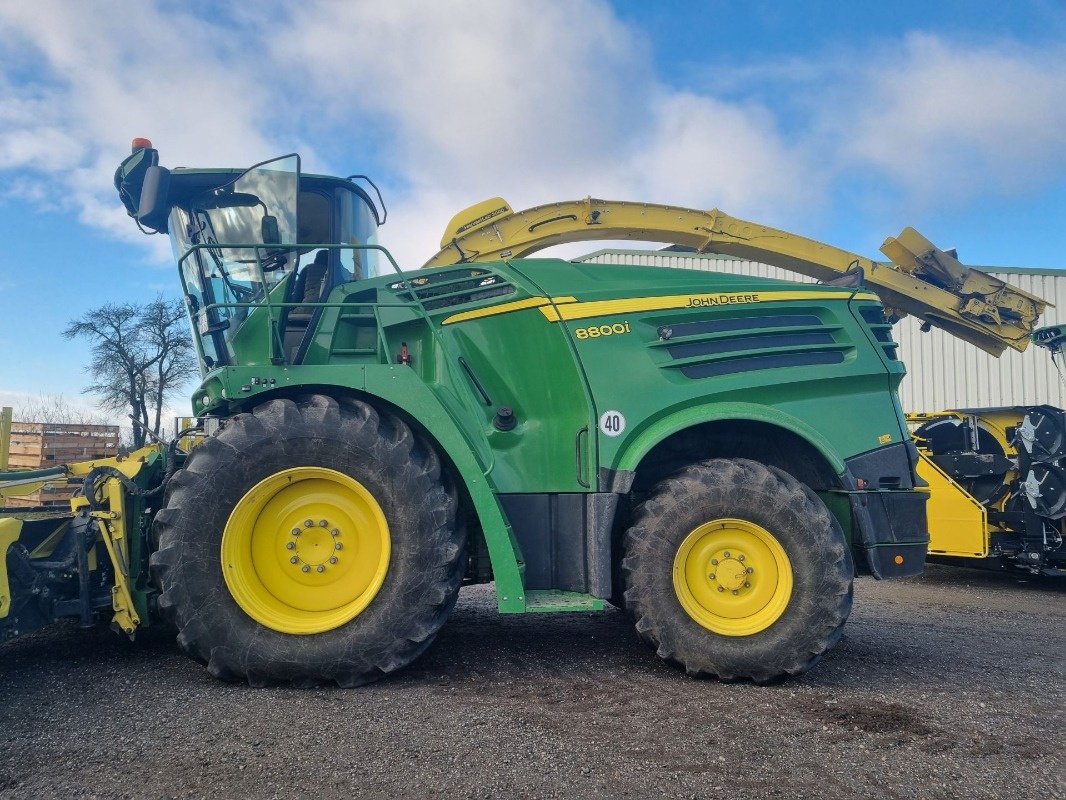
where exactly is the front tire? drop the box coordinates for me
[622,458,853,682]
[151,394,464,687]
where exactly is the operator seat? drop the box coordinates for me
[285,249,330,360]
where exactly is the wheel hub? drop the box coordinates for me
[221,467,391,635]
[711,555,749,592]
[672,518,793,637]
[288,520,342,571]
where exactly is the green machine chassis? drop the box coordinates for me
[182,253,928,616]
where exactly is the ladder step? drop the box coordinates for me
[523,590,605,613]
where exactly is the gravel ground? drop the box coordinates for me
[0,564,1063,800]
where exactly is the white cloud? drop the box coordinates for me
[259,0,821,263]
[261,0,656,264]
[631,91,822,217]
[0,1,290,258]
[272,0,646,186]
[837,33,1066,202]
[0,3,1062,271]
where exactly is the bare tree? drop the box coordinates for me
[139,297,198,442]
[63,297,199,447]
[13,394,111,426]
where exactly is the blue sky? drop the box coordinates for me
[1,0,1064,419]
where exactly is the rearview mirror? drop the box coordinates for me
[137,165,171,233]
[261,215,281,244]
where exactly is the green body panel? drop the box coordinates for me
[616,400,848,474]
[191,256,912,612]
[442,308,593,493]
[225,274,293,366]
[227,307,275,366]
[509,260,909,475]
[524,590,606,612]
[818,491,855,545]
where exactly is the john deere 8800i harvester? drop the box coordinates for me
[0,140,1049,686]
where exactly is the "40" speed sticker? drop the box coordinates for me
[599,410,626,437]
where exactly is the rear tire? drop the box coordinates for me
[150,394,464,687]
[622,458,853,682]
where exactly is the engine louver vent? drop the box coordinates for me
[390,268,515,311]
[857,305,899,361]
[652,311,852,380]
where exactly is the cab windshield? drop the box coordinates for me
[170,155,300,369]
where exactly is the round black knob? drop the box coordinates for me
[493,406,517,431]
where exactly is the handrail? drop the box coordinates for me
[176,242,437,366]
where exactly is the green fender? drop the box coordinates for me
[610,400,847,477]
[360,367,527,612]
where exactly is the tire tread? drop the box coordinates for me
[151,393,464,687]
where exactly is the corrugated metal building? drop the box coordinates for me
[578,249,1066,412]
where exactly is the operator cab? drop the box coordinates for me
[115,143,386,370]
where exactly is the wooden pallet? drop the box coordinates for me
[5,422,119,506]
[4,482,83,508]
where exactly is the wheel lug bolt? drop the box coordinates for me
[708,573,716,580]
[717,586,724,593]
[724,551,731,558]
[318,520,329,528]
[335,542,343,550]
[304,519,314,528]
[329,556,338,564]
[286,542,296,550]
[744,581,751,588]
[330,528,340,537]
[290,556,298,564]
[731,590,738,595]
[301,564,311,573]
[317,565,326,573]
[711,559,719,565]
[738,554,745,562]
[291,528,301,537]
[746,567,754,574]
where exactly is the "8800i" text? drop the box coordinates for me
[575,321,631,340]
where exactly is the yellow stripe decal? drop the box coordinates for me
[538,297,578,321]
[547,290,878,322]
[539,306,562,322]
[442,296,550,325]
[446,290,878,326]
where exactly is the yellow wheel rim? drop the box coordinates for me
[221,467,390,634]
[672,518,793,637]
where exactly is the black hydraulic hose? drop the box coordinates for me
[74,517,94,628]
[84,466,159,511]
[83,428,199,512]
